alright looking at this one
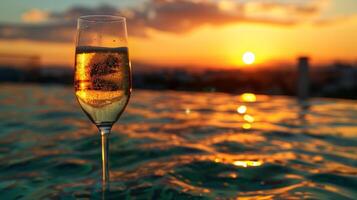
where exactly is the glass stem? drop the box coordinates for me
[99,126,111,186]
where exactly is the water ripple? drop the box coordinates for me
[0,84,356,199]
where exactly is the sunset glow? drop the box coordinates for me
[0,0,356,68]
[1,1,356,199]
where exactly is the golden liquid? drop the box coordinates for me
[74,46,131,125]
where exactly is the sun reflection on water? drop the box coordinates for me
[185,108,191,114]
[242,123,252,130]
[238,93,256,129]
[237,105,247,114]
[233,160,263,168]
[241,93,257,102]
[243,114,255,123]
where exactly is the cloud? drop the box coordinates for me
[0,0,330,42]
[314,14,357,26]
[21,9,49,23]
[125,0,327,34]
[126,0,245,34]
[0,5,118,42]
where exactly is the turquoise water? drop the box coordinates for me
[0,84,356,199]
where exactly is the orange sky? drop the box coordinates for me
[0,0,357,68]
[131,17,357,67]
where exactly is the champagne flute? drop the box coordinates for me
[74,15,131,185]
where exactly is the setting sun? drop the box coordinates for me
[242,52,255,65]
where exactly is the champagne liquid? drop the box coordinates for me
[74,46,131,126]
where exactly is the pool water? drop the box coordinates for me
[0,84,356,199]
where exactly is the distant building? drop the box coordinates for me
[297,56,309,100]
